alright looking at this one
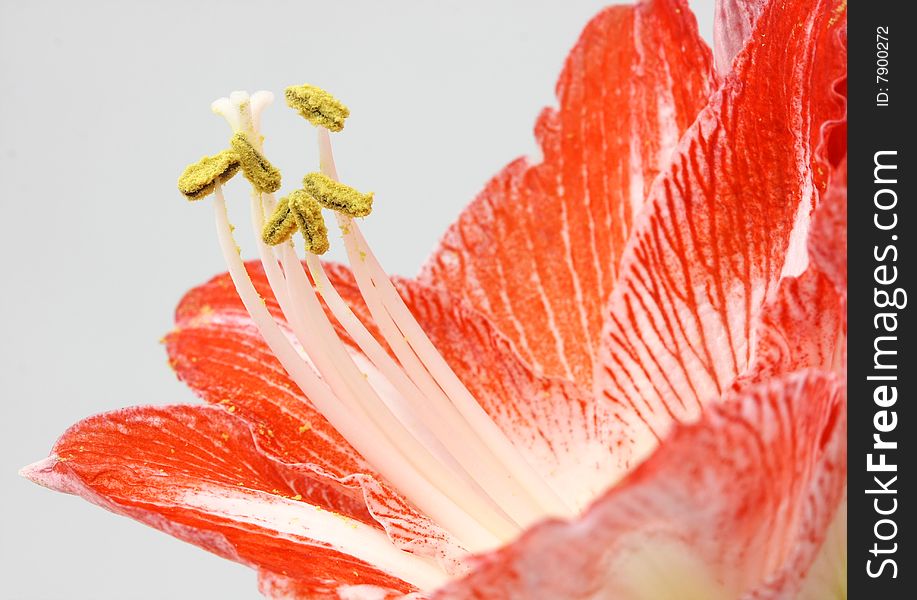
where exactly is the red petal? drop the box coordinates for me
[421,0,715,387]
[167,284,370,479]
[324,264,623,510]
[808,156,847,300]
[355,475,469,575]
[738,151,848,387]
[737,269,844,387]
[258,570,413,600]
[713,0,766,74]
[23,405,427,595]
[593,0,846,468]
[433,371,846,599]
[167,266,467,569]
[733,161,848,600]
[743,496,847,599]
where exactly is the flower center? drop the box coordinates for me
[182,87,574,554]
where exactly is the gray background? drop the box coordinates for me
[0,1,713,597]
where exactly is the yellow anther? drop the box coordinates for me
[178,150,241,201]
[261,196,297,246]
[301,172,373,218]
[230,133,282,193]
[262,190,330,255]
[291,191,330,255]
[285,84,350,132]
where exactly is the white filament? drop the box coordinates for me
[212,184,500,553]
[204,91,585,584]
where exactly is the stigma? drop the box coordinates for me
[178,87,575,556]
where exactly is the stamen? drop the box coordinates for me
[191,88,584,568]
[285,84,350,132]
[311,130,567,523]
[230,132,282,193]
[262,191,330,254]
[289,190,330,254]
[275,239,519,539]
[328,212,555,526]
[304,253,547,528]
[346,214,574,518]
[315,128,574,519]
[177,150,240,201]
[261,196,297,245]
[302,172,373,217]
[211,92,519,549]
[211,183,502,553]
[248,186,521,538]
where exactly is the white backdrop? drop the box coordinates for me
[1,1,714,597]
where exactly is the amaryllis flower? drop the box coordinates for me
[22,0,847,598]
